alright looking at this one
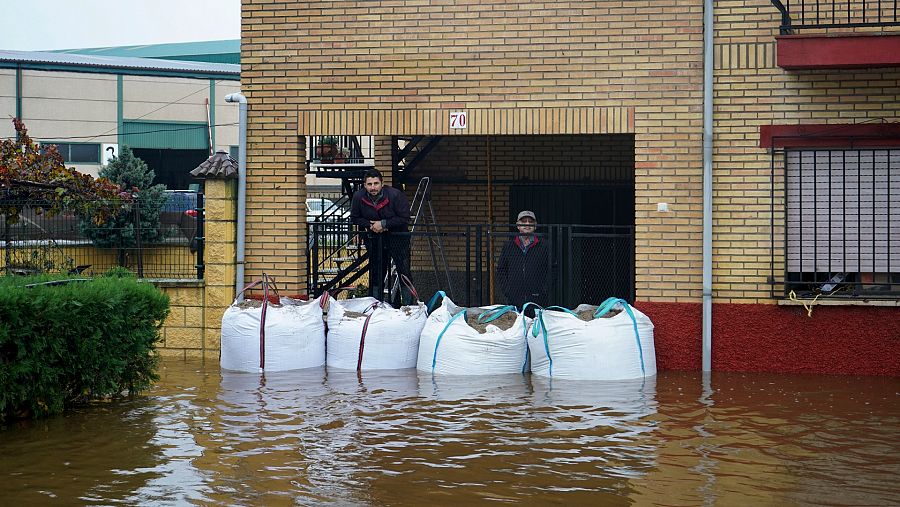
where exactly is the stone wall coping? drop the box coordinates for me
[141,279,206,288]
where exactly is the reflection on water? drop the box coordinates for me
[1,362,898,506]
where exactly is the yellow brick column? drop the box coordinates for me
[201,179,237,358]
[374,136,393,186]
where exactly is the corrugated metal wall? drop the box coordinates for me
[122,121,208,150]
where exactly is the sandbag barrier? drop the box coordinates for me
[417,292,531,376]
[526,297,656,381]
[221,282,655,379]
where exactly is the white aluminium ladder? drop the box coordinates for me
[385,177,454,303]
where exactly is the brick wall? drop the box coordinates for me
[157,284,206,359]
[242,0,705,301]
[713,1,900,302]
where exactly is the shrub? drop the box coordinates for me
[80,146,168,267]
[0,272,169,421]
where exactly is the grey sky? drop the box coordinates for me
[1,0,240,51]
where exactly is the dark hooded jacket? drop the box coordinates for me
[496,235,550,309]
[350,185,410,233]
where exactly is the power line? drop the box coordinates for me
[4,79,236,142]
[83,79,230,142]
[3,122,240,142]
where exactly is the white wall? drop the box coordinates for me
[22,70,118,144]
[123,75,210,122]
[0,69,16,139]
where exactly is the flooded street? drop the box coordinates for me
[1,360,898,506]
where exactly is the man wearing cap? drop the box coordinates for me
[496,210,550,315]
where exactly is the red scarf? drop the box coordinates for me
[514,235,539,252]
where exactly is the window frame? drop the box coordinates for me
[774,146,899,299]
[41,141,102,164]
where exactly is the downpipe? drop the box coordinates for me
[225,93,247,299]
[702,0,714,372]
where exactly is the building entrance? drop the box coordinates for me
[507,185,634,306]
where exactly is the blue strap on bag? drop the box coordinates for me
[476,305,517,323]
[594,297,646,376]
[431,309,468,370]
[426,291,447,315]
[527,304,577,377]
[478,305,531,374]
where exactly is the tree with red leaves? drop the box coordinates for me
[1,118,128,226]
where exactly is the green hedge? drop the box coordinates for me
[0,270,169,421]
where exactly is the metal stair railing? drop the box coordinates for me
[308,220,368,296]
[771,0,900,34]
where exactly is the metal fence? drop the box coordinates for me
[1,191,204,279]
[771,148,899,298]
[308,223,634,308]
[771,0,900,33]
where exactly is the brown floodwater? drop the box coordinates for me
[1,360,898,506]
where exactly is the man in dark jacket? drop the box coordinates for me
[350,169,413,304]
[496,210,550,315]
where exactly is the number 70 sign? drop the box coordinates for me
[449,111,468,129]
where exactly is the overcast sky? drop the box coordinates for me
[1,0,240,51]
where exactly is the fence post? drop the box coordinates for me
[629,225,636,302]
[307,222,316,295]
[465,225,471,307]
[195,191,205,280]
[372,233,384,301]
[133,198,144,278]
[3,218,9,274]
[475,225,483,306]
[562,225,571,306]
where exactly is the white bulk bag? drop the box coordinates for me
[417,293,530,375]
[221,296,326,373]
[326,296,426,370]
[528,298,656,380]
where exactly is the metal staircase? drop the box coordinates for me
[393,136,443,183]
[306,135,447,298]
[306,135,372,296]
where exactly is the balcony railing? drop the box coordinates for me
[772,0,900,33]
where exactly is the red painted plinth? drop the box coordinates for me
[634,301,900,376]
[777,33,900,70]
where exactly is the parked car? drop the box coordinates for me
[162,190,200,251]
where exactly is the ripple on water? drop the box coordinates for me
[0,362,898,506]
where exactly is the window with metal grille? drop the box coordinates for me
[783,148,899,297]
